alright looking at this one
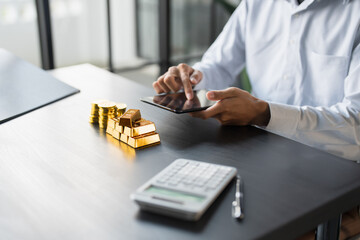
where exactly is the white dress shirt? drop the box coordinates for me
[193,0,360,161]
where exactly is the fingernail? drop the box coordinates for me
[186,93,193,99]
[208,92,214,99]
[190,77,197,84]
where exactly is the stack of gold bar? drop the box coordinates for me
[106,109,160,149]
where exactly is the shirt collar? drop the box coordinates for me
[282,0,350,13]
[284,0,350,5]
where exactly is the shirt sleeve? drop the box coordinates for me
[266,36,360,161]
[193,1,247,90]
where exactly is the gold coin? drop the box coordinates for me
[116,103,127,110]
[98,101,116,109]
[90,99,107,113]
[99,111,109,115]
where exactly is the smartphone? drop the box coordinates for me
[140,90,215,114]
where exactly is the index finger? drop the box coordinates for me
[177,64,194,100]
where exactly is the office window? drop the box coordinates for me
[170,0,236,63]
[50,0,141,69]
[0,0,41,66]
[136,0,158,62]
[136,0,235,65]
[50,0,107,68]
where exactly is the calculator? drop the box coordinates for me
[131,159,237,221]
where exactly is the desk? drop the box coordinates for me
[1,64,360,240]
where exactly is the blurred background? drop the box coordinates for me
[0,0,241,87]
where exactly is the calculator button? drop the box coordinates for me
[188,162,199,167]
[182,181,192,185]
[175,159,188,166]
[176,174,185,179]
[156,179,166,184]
[206,183,217,189]
[168,179,179,185]
[161,175,171,180]
[195,181,206,187]
[219,167,232,173]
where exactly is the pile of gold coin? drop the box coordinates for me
[98,101,116,128]
[89,100,127,128]
[89,99,105,124]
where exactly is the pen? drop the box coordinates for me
[232,175,244,220]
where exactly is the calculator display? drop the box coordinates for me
[146,186,205,203]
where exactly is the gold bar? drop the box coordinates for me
[112,130,121,140]
[106,133,120,147]
[107,117,116,129]
[115,122,123,133]
[119,109,141,127]
[123,119,156,137]
[127,132,160,149]
[106,126,113,135]
[120,134,128,143]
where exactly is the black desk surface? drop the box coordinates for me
[1,64,359,240]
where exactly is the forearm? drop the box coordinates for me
[266,102,360,161]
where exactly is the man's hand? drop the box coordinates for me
[153,63,203,100]
[190,87,271,126]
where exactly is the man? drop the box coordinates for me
[153,0,360,238]
[153,0,360,161]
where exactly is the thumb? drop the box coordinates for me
[190,70,203,85]
[207,88,238,101]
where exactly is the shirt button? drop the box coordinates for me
[294,13,300,18]
[283,75,289,80]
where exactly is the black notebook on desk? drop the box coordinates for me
[0,49,80,124]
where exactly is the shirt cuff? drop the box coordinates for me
[265,102,301,137]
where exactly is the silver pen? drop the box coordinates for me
[232,175,244,220]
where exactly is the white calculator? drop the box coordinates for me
[131,159,237,221]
